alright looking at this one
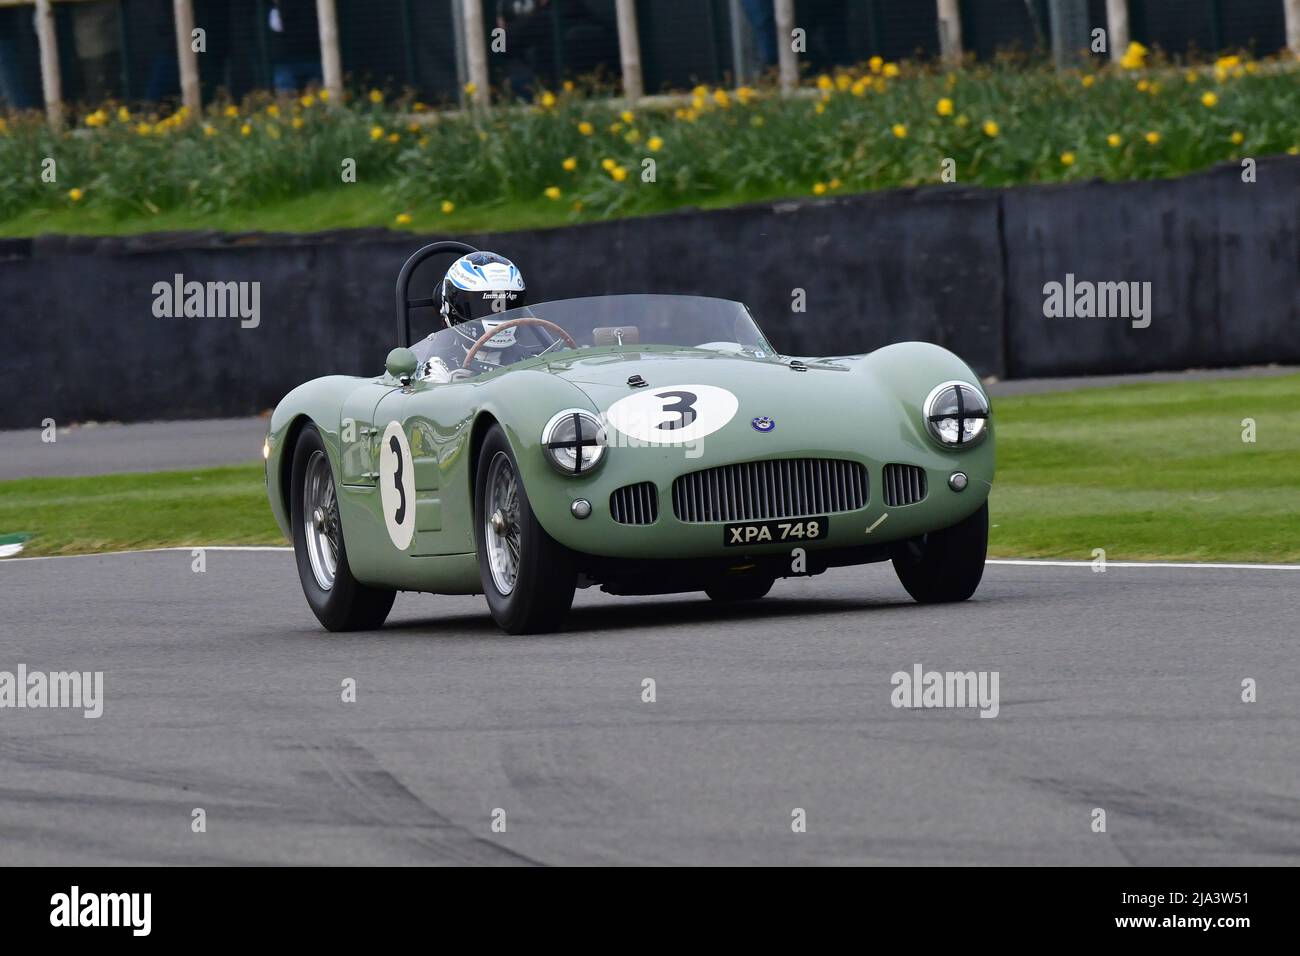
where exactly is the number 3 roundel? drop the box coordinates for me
[379,421,416,550]
[605,384,739,444]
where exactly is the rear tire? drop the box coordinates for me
[291,423,396,631]
[890,502,988,604]
[473,425,576,634]
[705,576,775,602]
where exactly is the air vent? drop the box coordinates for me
[610,482,658,524]
[672,458,868,523]
[882,464,928,507]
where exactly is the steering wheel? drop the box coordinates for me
[463,318,578,368]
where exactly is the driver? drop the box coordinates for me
[418,251,535,380]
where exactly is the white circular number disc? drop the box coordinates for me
[379,420,416,551]
[605,384,739,445]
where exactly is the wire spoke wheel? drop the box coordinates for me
[303,449,341,591]
[484,451,522,595]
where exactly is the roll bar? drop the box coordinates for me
[394,240,480,346]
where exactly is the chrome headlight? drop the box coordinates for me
[923,381,990,448]
[541,409,607,476]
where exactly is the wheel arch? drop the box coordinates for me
[467,410,502,506]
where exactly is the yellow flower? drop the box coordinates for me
[562,156,577,171]
[441,200,455,214]
[463,82,477,96]
[117,106,130,122]
[713,88,731,108]
[292,117,304,130]
[608,121,624,134]
[601,157,617,172]
[1060,151,1076,166]
[621,109,635,124]
[1107,133,1122,148]
[835,73,851,92]
[266,104,280,117]
[84,109,107,128]
[891,123,907,139]
[1136,79,1149,92]
[300,93,316,108]
[829,177,842,189]
[544,186,562,200]
[203,123,217,136]
[1288,145,1300,156]
[223,105,238,118]
[68,187,84,202]
[239,123,252,136]
[407,122,420,133]
[395,213,412,225]
[624,128,641,143]
[868,56,883,74]
[318,89,330,101]
[982,120,999,138]
[814,101,826,115]
[682,109,698,123]
[1184,71,1199,84]
[692,84,709,98]
[1080,75,1095,88]
[851,79,868,97]
[368,89,383,104]
[736,86,756,105]
[577,121,594,136]
[882,62,899,78]
[611,165,628,182]
[955,113,970,127]
[1230,130,1244,145]
[816,74,834,91]
[647,135,663,152]
[563,80,575,92]
[1201,91,1218,108]
[812,182,827,195]
[370,126,384,140]
[1145,130,1161,145]
[0,117,9,134]
[387,132,400,143]
[412,101,426,112]
[1119,41,1148,70]
[540,91,557,109]
[936,98,953,117]
[136,122,154,135]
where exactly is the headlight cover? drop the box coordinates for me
[923,381,990,448]
[541,409,607,476]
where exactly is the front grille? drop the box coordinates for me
[883,464,928,506]
[610,482,659,524]
[672,458,868,523]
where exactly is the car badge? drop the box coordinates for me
[751,416,775,432]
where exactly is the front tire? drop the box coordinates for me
[291,423,396,631]
[890,502,988,603]
[473,425,576,634]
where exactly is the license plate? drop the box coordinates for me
[723,517,829,547]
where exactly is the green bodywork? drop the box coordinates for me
[265,339,994,594]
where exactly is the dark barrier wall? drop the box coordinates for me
[0,157,1296,429]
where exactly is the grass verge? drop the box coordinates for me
[1,374,1297,562]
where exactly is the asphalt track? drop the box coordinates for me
[2,549,1297,865]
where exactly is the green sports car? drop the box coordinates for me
[265,241,995,634]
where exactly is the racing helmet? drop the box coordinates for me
[438,251,526,332]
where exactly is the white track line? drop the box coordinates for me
[988,559,1300,571]
[2,548,1297,571]
[0,546,292,563]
